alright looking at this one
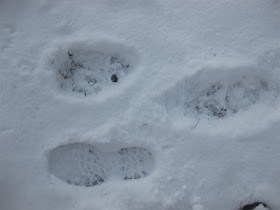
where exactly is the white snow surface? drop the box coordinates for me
[1,0,280,209]
[254,204,270,210]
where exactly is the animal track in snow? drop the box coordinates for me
[48,143,154,187]
[52,41,137,96]
[163,66,279,118]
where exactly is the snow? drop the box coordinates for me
[254,204,269,210]
[49,143,154,186]
[1,0,280,209]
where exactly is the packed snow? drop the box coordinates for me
[49,143,154,186]
[1,0,280,209]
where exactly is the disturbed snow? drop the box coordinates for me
[1,0,280,209]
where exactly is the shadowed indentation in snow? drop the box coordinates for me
[240,202,270,210]
[163,66,279,118]
[52,41,137,96]
[48,143,154,187]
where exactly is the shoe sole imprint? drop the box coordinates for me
[49,143,154,186]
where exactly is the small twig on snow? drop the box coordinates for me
[193,118,200,129]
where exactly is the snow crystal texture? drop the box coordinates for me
[49,143,154,186]
[1,0,280,209]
